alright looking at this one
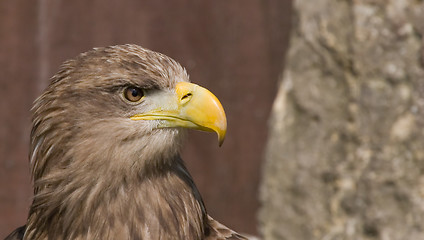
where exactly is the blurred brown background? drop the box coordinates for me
[0,0,292,238]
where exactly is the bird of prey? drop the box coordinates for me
[6,44,248,240]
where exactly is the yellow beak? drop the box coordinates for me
[130,82,227,146]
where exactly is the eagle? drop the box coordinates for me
[6,44,248,240]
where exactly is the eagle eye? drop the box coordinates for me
[123,87,144,102]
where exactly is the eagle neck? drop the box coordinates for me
[25,154,207,239]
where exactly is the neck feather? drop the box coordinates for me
[26,155,207,239]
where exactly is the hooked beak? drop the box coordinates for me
[130,82,227,146]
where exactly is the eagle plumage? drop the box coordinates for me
[5,45,248,240]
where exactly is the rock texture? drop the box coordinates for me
[260,0,424,239]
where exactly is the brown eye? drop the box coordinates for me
[124,87,144,102]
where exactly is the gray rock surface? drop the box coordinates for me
[259,0,424,239]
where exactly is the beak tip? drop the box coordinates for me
[217,131,226,147]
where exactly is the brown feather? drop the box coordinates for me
[4,226,25,240]
[7,45,249,240]
[205,216,249,240]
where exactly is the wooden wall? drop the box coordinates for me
[0,0,291,237]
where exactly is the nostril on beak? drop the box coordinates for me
[181,93,192,101]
